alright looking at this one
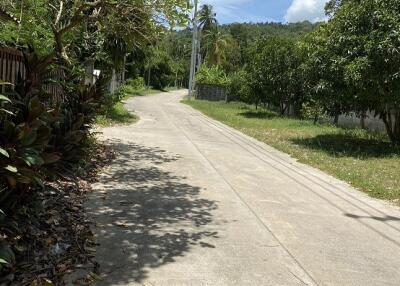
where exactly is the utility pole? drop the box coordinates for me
[188,0,199,100]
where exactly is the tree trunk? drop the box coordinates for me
[313,114,319,125]
[53,30,71,66]
[333,114,339,126]
[122,55,126,84]
[147,68,151,88]
[360,111,366,129]
[280,103,288,116]
[382,109,400,146]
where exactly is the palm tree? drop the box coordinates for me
[203,28,231,66]
[198,5,218,32]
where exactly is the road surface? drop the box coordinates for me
[88,90,400,286]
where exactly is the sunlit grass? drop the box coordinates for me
[96,102,137,126]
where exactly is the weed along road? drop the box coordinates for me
[90,90,400,286]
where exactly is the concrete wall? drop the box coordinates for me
[196,84,227,101]
[338,111,387,132]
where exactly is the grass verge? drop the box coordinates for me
[96,101,138,126]
[183,99,400,203]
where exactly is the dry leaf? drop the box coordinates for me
[30,278,54,286]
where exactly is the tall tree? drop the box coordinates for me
[1,0,190,65]
[198,4,218,32]
[300,25,352,123]
[202,28,233,66]
[321,0,400,144]
[248,36,305,115]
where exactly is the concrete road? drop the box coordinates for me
[89,90,400,286]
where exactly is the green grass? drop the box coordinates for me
[96,101,138,126]
[183,99,400,203]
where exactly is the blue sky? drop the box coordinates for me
[201,0,329,24]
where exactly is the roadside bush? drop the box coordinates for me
[117,77,145,99]
[98,76,142,123]
[126,77,145,90]
[227,69,253,103]
[0,52,106,269]
[96,81,137,126]
[301,101,327,124]
[196,66,230,87]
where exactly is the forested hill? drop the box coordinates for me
[175,21,319,41]
[133,21,320,89]
[221,21,319,40]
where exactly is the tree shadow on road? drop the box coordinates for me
[87,140,219,285]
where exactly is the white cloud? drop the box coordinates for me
[285,0,329,23]
[200,0,274,23]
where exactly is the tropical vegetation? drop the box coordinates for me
[0,0,189,283]
[190,1,400,146]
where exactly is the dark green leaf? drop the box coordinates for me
[0,148,9,158]
[0,95,11,103]
[4,165,17,173]
[42,153,61,164]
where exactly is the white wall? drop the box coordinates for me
[338,111,387,132]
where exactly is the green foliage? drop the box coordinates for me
[163,20,319,82]
[196,66,230,87]
[126,77,145,91]
[226,70,253,103]
[96,101,137,127]
[150,62,174,90]
[1,0,190,67]
[202,28,237,67]
[223,21,319,67]
[301,101,327,123]
[199,4,218,33]
[143,46,176,89]
[247,36,305,115]
[96,79,148,126]
[0,241,15,272]
[0,51,105,210]
[299,0,400,144]
[0,0,54,54]
[0,95,51,190]
[0,0,190,278]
